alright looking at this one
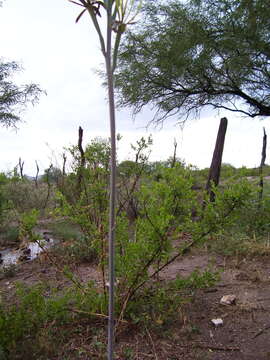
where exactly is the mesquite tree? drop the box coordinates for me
[68,1,141,358]
[115,0,270,124]
[0,60,42,127]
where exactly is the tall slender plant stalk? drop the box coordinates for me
[68,1,141,358]
[105,3,116,355]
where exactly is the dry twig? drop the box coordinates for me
[253,324,270,339]
[145,326,159,360]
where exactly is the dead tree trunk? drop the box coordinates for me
[171,138,178,168]
[77,126,86,193]
[259,127,267,203]
[206,117,228,202]
[34,160,39,188]
[62,153,67,177]
[18,157,24,179]
[43,164,53,210]
[61,152,67,192]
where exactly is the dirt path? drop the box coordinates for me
[149,254,270,360]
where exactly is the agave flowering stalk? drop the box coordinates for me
[68,0,141,359]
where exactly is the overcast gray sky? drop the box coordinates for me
[0,0,268,175]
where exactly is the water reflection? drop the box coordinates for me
[0,231,56,267]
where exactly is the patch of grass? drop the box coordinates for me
[46,220,98,264]
[47,219,82,242]
[207,232,250,256]
[0,281,107,359]
[208,231,270,257]
[0,264,17,279]
[54,235,98,264]
[0,226,20,248]
[173,269,219,290]
[244,237,270,256]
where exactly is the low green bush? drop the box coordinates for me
[124,269,219,326]
[0,281,107,359]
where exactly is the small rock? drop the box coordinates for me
[211,318,223,327]
[105,279,120,288]
[43,232,51,242]
[43,233,50,242]
[18,255,31,262]
[220,294,236,306]
[22,248,31,255]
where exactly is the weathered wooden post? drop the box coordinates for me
[259,127,267,203]
[34,160,39,188]
[18,157,24,179]
[206,117,228,202]
[77,126,85,193]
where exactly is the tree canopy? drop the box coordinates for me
[0,60,42,127]
[115,0,270,124]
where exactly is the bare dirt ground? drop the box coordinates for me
[1,248,270,359]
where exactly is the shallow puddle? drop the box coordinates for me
[0,231,56,266]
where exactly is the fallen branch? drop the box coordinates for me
[145,326,159,360]
[67,307,128,323]
[180,343,240,351]
[253,324,270,339]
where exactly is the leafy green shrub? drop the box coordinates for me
[0,264,17,279]
[19,209,40,242]
[55,136,255,320]
[124,269,219,326]
[0,284,69,357]
[173,269,219,289]
[203,180,270,256]
[0,282,107,359]
[0,226,20,248]
[54,235,98,264]
[4,180,56,213]
[46,219,82,242]
[209,231,270,257]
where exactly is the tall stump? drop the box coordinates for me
[206,117,228,202]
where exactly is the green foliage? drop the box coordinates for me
[118,160,143,177]
[54,235,98,264]
[124,269,219,326]
[42,165,62,185]
[0,269,218,357]
[55,136,254,319]
[58,138,110,242]
[46,219,82,242]
[115,164,196,282]
[4,178,56,213]
[0,173,12,226]
[0,226,19,248]
[172,269,219,290]
[0,60,43,127]
[0,282,107,359]
[115,0,270,123]
[194,180,254,238]
[54,138,112,270]
[0,283,69,353]
[204,179,270,256]
[0,133,267,356]
[19,209,40,243]
[0,264,17,279]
